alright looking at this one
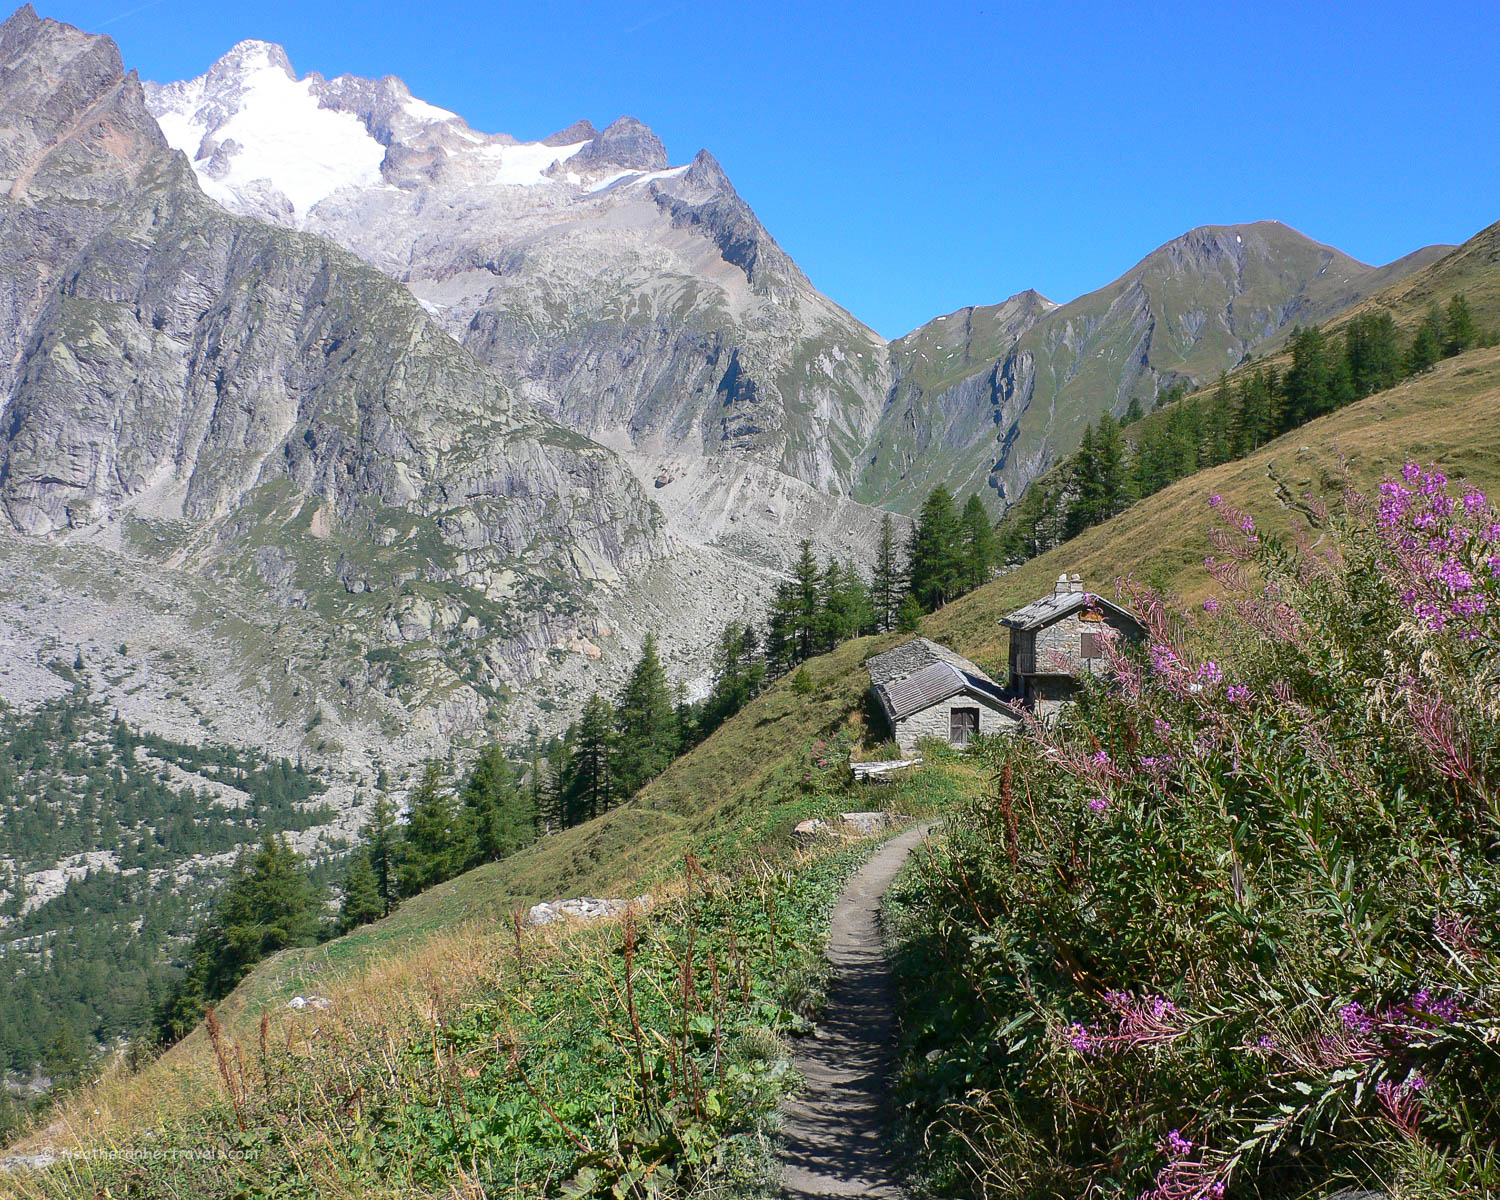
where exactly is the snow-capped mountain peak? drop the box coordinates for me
[145,42,682,228]
[147,42,386,221]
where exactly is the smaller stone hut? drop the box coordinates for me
[866,637,1022,755]
[1001,574,1144,717]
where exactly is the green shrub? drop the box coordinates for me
[892,465,1500,1199]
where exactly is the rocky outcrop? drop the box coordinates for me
[0,7,668,750]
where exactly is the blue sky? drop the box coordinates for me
[42,0,1500,339]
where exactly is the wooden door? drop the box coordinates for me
[950,707,980,746]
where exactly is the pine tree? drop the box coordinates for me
[540,737,572,832]
[398,761,475,895]
[337,852,384,933]
[1064,426,1100,538]
[896,593,924,633]
[1444,293,1478,357]
[362,793,399,917]
[790,541,822,662]
[906,487,964,611]
[872,513,903,631]
[462,745,537,863]
[1345,310,1403,397]
[157,834,321,1041]
[1408,304,1445,374]
[613,635,679,798]
[567,694,616,823]
[959,494,998,592]
[1284,326,1338,426]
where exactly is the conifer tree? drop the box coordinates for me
[540,737,572,832]
[613,635,679,798]
[791,540,822,661]
[907,486,964,611]
[398,761,475,895]
[1444,293,1478,357]
[157,834,321,1041]
[1408,304,1446,374]
[1284,326,1337,425]
[337,852,384,933]
[872,513,903,631]
[362,793,399,917]
[462,745,537,863]
[1345,310,1403,397]
[959,494,999,591]
[567,693,616,823]
[896,593,924,633]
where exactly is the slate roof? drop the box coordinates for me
[1000,590,1142,633]
[866,638,1021,724]
[865,636,988,688]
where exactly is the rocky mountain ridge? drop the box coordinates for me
[143,39,1451,525]
[0,6,708,776]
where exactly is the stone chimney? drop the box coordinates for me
[1054,573,1070,595]
[1071,573,1083,593]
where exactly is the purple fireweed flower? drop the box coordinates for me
[1340,1002,1375,1034]
[1226,684,1251,705]
[1153,717,1172,735]
[1195,661,1223,687]
[1202,596,1220,613]
[1068,1023,1093,1054]
[1207,493,1223,508]
[1092,749,1112,766]
[1163,1130,1194,1159]
[1088,796,1110,814]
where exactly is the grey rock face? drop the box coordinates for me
[571,115,667,170]
[142,39,898,574]
[0,6,669,753]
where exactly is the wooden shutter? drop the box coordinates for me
[950,707,980,745]
[1080,632,1101,659]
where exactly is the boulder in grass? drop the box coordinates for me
[525,895,651,927]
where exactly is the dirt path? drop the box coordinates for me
[780,820,936,1199]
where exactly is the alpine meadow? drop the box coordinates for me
[2,4,1499,1199]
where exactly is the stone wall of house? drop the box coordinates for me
[1025,674,1079,720]
[1031,610,1138,679]
[892,694,1019,754]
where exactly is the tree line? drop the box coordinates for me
[147,483,1011,1047]
[998,294,1491,559]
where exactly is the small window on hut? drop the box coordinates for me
[1080,632,1102,660]
[950,707,980,746]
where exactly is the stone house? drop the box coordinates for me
[866,637,1022,755]
[1001,574,1144,717]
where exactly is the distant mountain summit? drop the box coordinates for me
[859,221,1453,510]
[144,39,897,576]
[143,42,1449,525]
